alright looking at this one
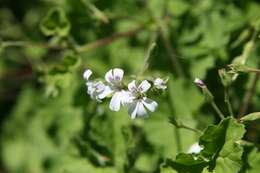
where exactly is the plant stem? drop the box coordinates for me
[246,67,260,73]
[1,25,145,53]
[210,101,225,120]
[138,31,158,76]
[224,87,234,117]
[76,25,145,52]
[238,73,260,118]
[167,90,182,152]
[2,41,26,47]
[177,123,202,134]
[1,40,64,50]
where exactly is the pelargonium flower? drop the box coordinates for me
[127,80,158,119]
[154,78,167,90]
[104,68,131,111]
[86,81,107,102]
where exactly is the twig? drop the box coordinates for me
[76,25,145,52]
[238,73,260,118]
[1,25,144,53]
[2,40,64,50]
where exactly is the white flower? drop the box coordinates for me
[86,81,107,102]
[105,68,124,84]
[83,69,109,102]
[104,68,131,111]
[154,78,167,90]
[187,143,203,154]
[127,80,158,119]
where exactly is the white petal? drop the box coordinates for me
[124,91,136,105]
[142,97,158,112]
[128,80,137,92]
[113,68,124,81]
[136,102,147,117]
[83,69,92,80]
[109,92,121,111]
[138,80,151,93]
[98,86,113,99]
[95,81,106,92]
[154,78,163,85]
[187,143,203,154]
[105,69,113,83]
[127,101,138,119]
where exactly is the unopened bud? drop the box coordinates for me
[194,78,206,88]
[194,78,214,103]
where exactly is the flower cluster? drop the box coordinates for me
[83,68,167,119]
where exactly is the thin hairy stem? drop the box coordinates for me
[211,101,225,120]
[238,73,260,118]
[177,123,203,134]
[138,31,158,76]
[224,88,234,117]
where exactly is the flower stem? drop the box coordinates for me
[210,101,225,120]
[224,88,234,117]
[246,67,260,73]
[138,32,158,76]
[177,123,203,134]
[167,90,182,152]
[238,73,260,118]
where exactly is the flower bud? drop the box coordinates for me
[194,78,206,88]
[194,78,214,103]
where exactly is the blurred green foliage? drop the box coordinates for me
[0,0,260,173]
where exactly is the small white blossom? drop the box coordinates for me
[86,81,107,102]
[154,78,167,90]
[127,80,158,119]
[83,69,109,102]
[187,142,203,154]
[105,68,131,111]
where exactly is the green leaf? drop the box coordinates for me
[199,118,245,172]
[214,118,245,173]
[240,112,260,122]
[40,7,71,37]
[168,0,189,16]
[164,118,245,173]
[247,148,260,173]
[163,153,208,173]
